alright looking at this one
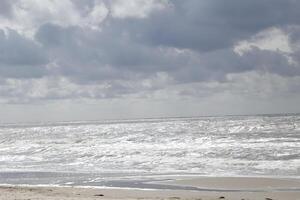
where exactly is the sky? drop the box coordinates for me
[1,0,300,123]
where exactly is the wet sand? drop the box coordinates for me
[1,177,300,200]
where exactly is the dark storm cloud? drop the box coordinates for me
[35,21,299,86]
[241,48,300,76]
[1,0,300,101]
[284,26,300,65]
[171,48,300,84]
[35,22,194,83]
[0,30,47,66]
[0,0,14,17]
[0,29,48,78]
[113,0,300,52]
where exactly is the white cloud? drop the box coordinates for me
[234,27,292,55]
[110,0,167,18]
[86,2,109,30]
[0,0,108,38]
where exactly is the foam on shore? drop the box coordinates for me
[1,176,300,200]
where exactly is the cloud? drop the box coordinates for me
[0,29,48,79]
[234,28,292,55]
[0,0,15,17]
[110,0,167,18]
[113,0,300,52]
[0,0,300,106]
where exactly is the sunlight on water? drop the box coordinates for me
[0,114,299,180]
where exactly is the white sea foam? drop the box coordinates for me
[0,114,299,183]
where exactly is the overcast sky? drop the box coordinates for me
[0,0,300,122]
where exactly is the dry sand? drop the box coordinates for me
[0,177,300,200]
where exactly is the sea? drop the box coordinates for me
[0,114,299,189]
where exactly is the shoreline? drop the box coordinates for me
[1,176,300,200]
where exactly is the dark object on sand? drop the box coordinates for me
[265,198,273,200]
[94,194,104,196]
[219,197,225,199]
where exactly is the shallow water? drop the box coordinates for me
[0,114,300,186]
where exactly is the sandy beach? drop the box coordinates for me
[1,177,300,200]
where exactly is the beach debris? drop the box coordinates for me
[219,197,225,199]
[94,194,105,197]
[265,198,273,200]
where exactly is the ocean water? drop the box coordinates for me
[0,114,300,187]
